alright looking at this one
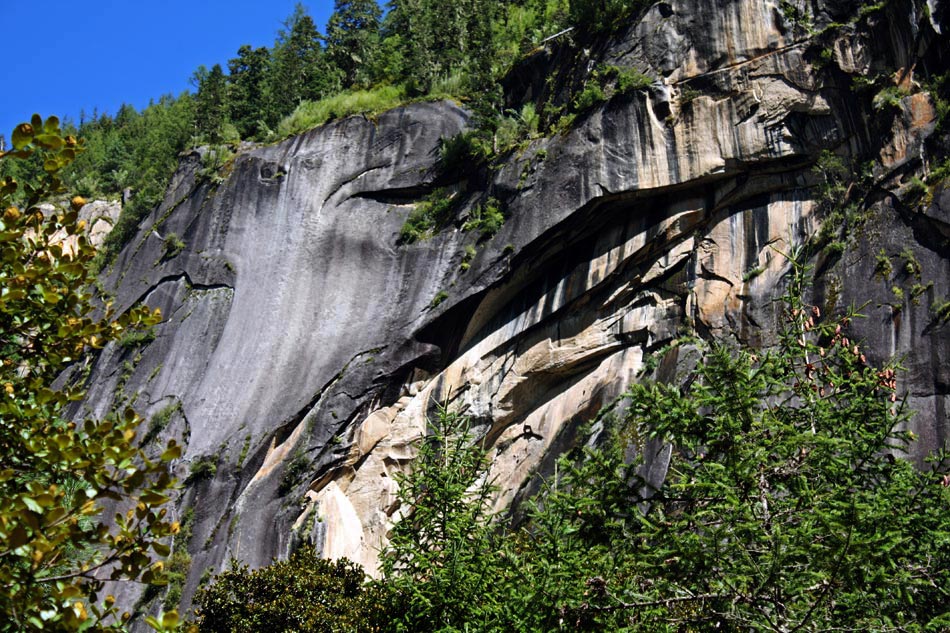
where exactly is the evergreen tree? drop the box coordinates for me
[379,406,501,631]
[378,260,950,631]
[325,0,382,89]
[388,0,497,94]
[227,45,271,139]
[193,63,229,144]
[268,5,336,121]
[367,1,410,85]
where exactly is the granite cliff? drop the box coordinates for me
[75,0,949,616]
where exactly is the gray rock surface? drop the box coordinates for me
[76,0,948,620]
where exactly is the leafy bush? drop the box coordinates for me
[874,248,893,280]
[573,81,606,112]
[198,145,235,184]
[0,115,180,630]
[163,232,185,259]
[615,66,653,93]
[900,246,922,278]
[460,244,477,271]
[277,452,308,496]
[568,65,654,121]
[186,456,218,484]
[933,297,950,323]
[678,85,702,106]
[429,290,449,308]
[462,198,504,237]
[163,507,195,611]
[399,188,457,243]
[191,546,383,632]
[145,400,183,444]
[873,85,909,111]
[118,326,156,350]
[439,130,492,173]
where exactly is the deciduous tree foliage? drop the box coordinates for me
[0,116,180,631]
[191,547,383,633]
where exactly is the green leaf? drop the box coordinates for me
[42,288,61,304]
[11,123,33,150]
[139,490,169,505]
[33,133,65,151]
[8,526,28,548]
[160,443,182,461]
[153,541,171,557]
[161,610,180,629]
[43,115,60,134]
[22,496,42,513]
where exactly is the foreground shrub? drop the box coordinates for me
[191,547,383,633]
[0,115,179,631]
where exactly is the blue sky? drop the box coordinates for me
[0,1,341,141]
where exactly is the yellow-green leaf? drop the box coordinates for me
[43,115,60,134]
[33,134,65,151]
[160,444,182,461]
[11,124,33,150]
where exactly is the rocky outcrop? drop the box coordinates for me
[77,0,948,618]
[78,199,122,249]
[36,198,120,255]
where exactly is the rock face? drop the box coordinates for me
[77,0,948,618]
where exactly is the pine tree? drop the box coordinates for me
[325,0,382,89]
[193,64,229,144]
[268,5,335,121]
[388,0,497,94]
[227,45,271,139]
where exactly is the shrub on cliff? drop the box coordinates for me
[0,117,180,631]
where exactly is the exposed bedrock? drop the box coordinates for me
[77,0,948,618]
